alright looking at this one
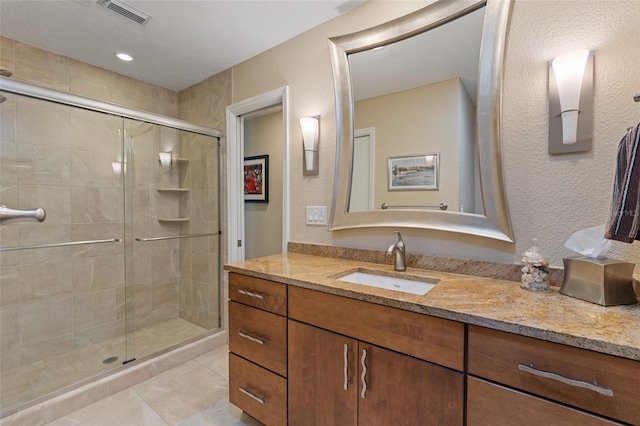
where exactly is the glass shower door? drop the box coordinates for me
[0,92,128,412]
[125,119,221,361]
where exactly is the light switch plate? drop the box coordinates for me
[306,206,327,225]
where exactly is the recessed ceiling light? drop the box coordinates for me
[116,52,133,62]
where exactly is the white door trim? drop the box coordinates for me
[226,86,290,263]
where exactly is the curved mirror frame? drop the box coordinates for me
[328,0,514,242]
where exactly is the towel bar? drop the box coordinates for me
[381,203,448,210]
[634,93,640,102]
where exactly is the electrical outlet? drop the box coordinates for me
[306,206,327,225]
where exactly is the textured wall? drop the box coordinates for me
[231,0,640,267]
[232,0,433,250]
[503,0,640,266]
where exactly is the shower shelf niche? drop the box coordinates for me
[157,188,190,192]
[158,157,190,165]
[156,155,190,221]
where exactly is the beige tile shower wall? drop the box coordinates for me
[0,96,126,373]
[0,36,178,117]
[0,36,181,372]
[178,71,231,331]
[130,121,181,331]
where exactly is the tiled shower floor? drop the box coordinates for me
[1,317,209,410]
[43,345,262,426]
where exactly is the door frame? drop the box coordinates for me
[226,86,290,263]
[353,127,376,210]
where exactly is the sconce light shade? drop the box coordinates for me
[300,117,319,175]
[112,161,122,175]
[159,152,172,168]
[549,49,593,154]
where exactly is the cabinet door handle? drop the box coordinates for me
[361,348,368,399]
[344,343,351,390]
[238,289,265,300]
[238,331,264,345]
[239,386,265,404]
[518,364,613,397]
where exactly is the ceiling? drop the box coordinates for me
[0,0,365,91]
[349,5,484,103]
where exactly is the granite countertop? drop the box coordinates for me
[224,252,640,362]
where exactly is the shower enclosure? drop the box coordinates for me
[0,78,222,416]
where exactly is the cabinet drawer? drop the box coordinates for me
[288,286,464,371]
[467,377,623,425]
[229,301,287,377]
[468,325,640,425]
[229,272,287,315]
[229,353,287,426]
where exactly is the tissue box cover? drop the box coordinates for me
[560,256,637,306]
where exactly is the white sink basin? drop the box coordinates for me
[335,270,439,295]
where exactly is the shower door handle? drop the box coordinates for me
[0,205,46,226]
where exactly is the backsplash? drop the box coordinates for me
[288,242,566,287]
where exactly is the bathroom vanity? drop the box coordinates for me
[226,253,640,426]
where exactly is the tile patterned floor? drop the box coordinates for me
[43,345,262,426]
[1,318,209,411]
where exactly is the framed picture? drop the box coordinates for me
[388,153,439,190]
[244,155,269,202]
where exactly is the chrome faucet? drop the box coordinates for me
[386,231,406,272]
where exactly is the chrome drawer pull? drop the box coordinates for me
[239,386,265,404]
[518,364,614,397]
[238,331,264,345]
[344,343,351,390]
[238,289,265,300]
[361,348,368,399]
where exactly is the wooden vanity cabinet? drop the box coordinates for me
[467,377,623,426]
[288,286,464,426]
[228,273,287,426]
[468,325,639,425]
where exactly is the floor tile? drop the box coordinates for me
[2,317,208,411]
[46,389,168,426]
[33,344,265,426]
[195,346,229,380]
[179,396,262,426]
[133,360,229,425]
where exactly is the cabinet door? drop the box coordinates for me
[358,343,464,426]
[288,320,357,426]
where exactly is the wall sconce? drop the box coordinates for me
[158,152,172,168]
[300,116,319,175]
[112,161,122,175]
[548,49,593,154]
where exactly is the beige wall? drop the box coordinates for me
[355,78,472,212]
[244,111,284,259]
[231,0,640,267]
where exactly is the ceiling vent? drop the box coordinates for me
[97,0,152,26]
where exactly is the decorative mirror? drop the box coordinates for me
[328,0,514,242]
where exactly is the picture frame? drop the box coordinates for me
[388,153,439,191]
[244,155,269,202]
